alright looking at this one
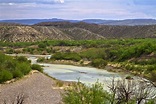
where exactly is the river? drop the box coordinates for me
[8,54,138,88]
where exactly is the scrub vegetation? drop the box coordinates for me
[63,79,156,104]
[0,53,43,83]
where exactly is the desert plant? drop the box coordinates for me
[63,81,111,104]
[31,64,43,72]
[91,58,107,68]
[0,69,13,83]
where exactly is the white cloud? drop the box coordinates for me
[54,0,64,3]
[0,0,65,4]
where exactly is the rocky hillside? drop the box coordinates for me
[36,22,156,38]
[1,22,156,42]
[0,23,104,42]
[0,26,45,42]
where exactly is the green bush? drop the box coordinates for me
[0,53,32,83]
[91,58,107,68]
[37,57,45,62]
[63,81,111,104]
[80,48,106,60]
[63,80,156,104]
[52,52,81,62]
[31,64,43,72]
[17,63,31,75]
[12,69,23,78]
[16,56,28,62]
[38,43,46,48]
[0,70,13,83]
[149,70,156,82]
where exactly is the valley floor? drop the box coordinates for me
[0,71,63,104]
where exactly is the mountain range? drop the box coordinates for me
[0,21,156,42]
[1,18,156,26]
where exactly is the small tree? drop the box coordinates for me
[108,78,156,104]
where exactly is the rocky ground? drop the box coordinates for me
[0,71,64,104]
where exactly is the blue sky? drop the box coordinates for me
[0,0,156,20]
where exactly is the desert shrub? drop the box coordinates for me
[146,65,156,72]
[63,79,156,104]
[38,43,46,48]
[149,70,156,82]
[0,69,13,83]
[3,59,17,71]
[12,69,23,78]
[63,81,111,104]
[52,52,81,62]
[31,64,43,72]
[17,63,31,75]
[134,58,156,65]
[0,53,32,83]
[37,57,45,62]
[5,48,14,54]
[80,48,106,60]
[91,58,107,68]
[16,56,28,63]
[26,48,34,53]
[63,53,81,62]
[56,81,64,87]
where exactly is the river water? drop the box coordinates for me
[7,54,127,84]
[26,55,127,90]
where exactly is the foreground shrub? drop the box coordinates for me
[63,81,111,104]
[31,64,43,72]
[0,70,13,83]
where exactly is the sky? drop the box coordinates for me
[0,0,156,20]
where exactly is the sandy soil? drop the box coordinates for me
[0,71,63,104]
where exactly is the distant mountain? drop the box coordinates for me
[1,18,156,25]
[0,18,79,25]
[0,18,67,25]
[103,19,156,26]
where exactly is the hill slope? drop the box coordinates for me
[0,26,44,42]
[0,24,104,42]
[36,22,156,39]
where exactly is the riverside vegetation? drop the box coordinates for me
[1,39,156,82]
[1,39,156,103]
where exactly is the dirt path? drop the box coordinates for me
[0,71,63,104]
